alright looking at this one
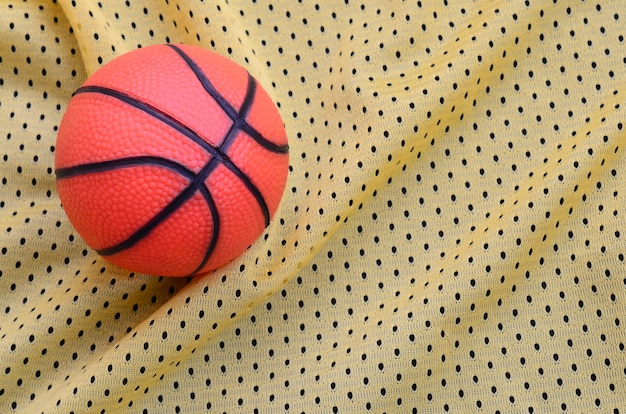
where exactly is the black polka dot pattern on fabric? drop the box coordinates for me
[1,0,625,413]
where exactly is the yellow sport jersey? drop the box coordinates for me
[1,1,625,412]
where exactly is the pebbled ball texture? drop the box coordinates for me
[55,44,289,277]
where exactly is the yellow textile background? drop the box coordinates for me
[1,0,625,412]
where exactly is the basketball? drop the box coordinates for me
[54,44,289,277]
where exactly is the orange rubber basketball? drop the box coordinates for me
[55,44,289,277]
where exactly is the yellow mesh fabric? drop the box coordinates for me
[1,0,625,412]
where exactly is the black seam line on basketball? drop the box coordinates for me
[95,178,201,256]
[192,72,271,227]
[183,74,265,274]
[165,44,289,155]
[73,85,226,160]
[95,167,221,260]
[55,156,195,180]
[72,86,256,189]
[190,184,220,276]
